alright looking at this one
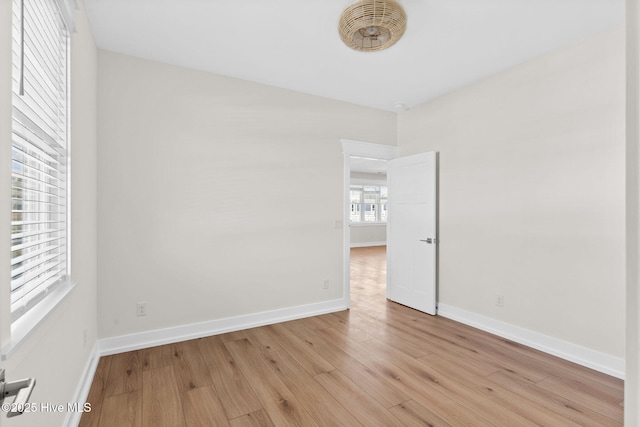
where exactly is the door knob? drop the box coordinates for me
[0,369,36,417]
[419,238,436,244]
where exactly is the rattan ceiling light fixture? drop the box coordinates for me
[338,0,407,52]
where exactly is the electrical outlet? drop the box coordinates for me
[137,302,147,317]
[322,279,329,290]
[496,295,504,307]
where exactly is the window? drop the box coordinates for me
[10,0,70,322]
[350,185,387,223]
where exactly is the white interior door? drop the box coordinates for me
[387,151,437,315]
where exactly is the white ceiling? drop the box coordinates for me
[83,0,624,112]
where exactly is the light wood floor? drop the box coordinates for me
[80,246,623,426]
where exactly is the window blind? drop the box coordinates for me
[10,0,69,321]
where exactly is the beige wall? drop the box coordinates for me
[626,0,640,421]
[0,1,98,426]
[97,51,397,339]
[398,26,626,357]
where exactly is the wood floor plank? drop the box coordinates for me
[535,364,624,404]
[139,343,174,371]
[536,375,624,422]
[264,349,362,426]
[228,410,275,427]
[360,337,539,426]
[104,351,142,397]
[327,311,432,359]
[172,339,213,391]
[341,307,457,356]
[197,335,263,419]
[182,386,230,427]
[417,352,583,426]
[388,399,452,427]
[316,327,495,426]
[417,343,498,378]
[315,312,371,342]
[262,323,334,376]
[290,315,332,331]
[436,315,624,394]
[281,318,410,408]
[243,326,287,355]
[487,371,622,427]
[142,365,186,427]
[406,311,622,398]
[79,356,112,427]
[218,330,250,342]
[97,391,141,427]
[351,308,547,384]
[225,338,319,427]
[314,369,403,427]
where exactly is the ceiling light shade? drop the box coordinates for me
[338,0,407,52]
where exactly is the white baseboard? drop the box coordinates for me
[437,303,624,379]
[64,342,100,427]
[350,241,386,248]
[98,298,348,356]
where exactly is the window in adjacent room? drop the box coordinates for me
[350,185,387,223]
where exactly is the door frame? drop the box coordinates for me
[341,139,398,309]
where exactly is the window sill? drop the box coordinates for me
[350,222,387,227]
[1,280,77,361]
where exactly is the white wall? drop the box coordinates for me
[0,1,98,426]
[350,225,386,247]
[398,26,625,359]
[97,51,397,339]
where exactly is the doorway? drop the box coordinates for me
[349,160,389,308]
[341,139,398,309]
[342,140,439,315]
